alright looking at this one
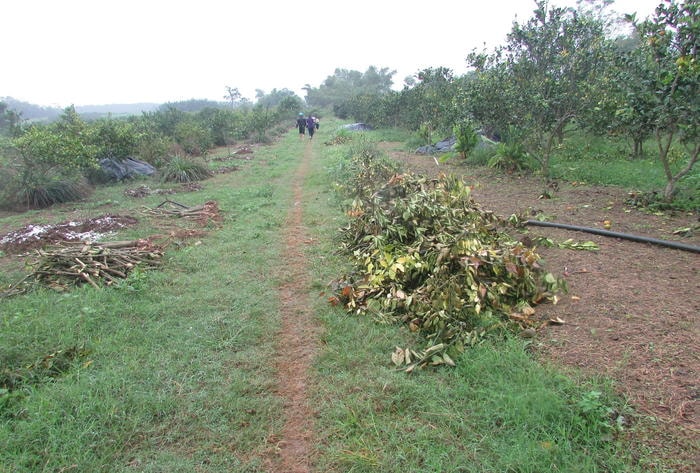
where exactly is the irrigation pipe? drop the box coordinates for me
[525,220,700,254]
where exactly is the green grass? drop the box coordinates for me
[0,120,669,471]
[0,132,306,471]
[549,131,670,190]
[362,127,413,143]
[549,131,700,207]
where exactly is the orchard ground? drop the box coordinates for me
[385,142,699,469]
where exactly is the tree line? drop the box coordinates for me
[304,0,698,201]
[0,88,306,209]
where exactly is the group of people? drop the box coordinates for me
[296,112,319,139]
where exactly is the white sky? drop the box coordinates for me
[2,0,661,107]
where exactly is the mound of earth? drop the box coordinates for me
[0,215,138,254]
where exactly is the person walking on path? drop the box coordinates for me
[306,115,316,139]
[296,113,306,138]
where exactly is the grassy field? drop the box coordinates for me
[0,122,674,471]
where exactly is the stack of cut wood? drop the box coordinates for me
[141,200,222,225]
[29,240,163,289]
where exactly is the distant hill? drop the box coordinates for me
[0,97,160,122]
[1,97,62,121]
[75,103,160,115]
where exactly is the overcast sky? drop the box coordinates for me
[3,0,662,107]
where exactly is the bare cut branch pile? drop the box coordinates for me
[28,240,163,290]
[140,200,222,226]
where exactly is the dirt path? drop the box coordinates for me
[267,141,318,473]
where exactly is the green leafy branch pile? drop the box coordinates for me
[331,150,565,370]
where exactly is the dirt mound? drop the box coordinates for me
[0,215,138,254]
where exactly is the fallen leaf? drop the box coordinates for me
[443,353,456,366]
[519,328,537,338]
[391,347,405,366]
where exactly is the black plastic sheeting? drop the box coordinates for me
[526,220,700,253]
[415,134,497,155]
[99,157,156,181]
[416,136,457,154]
[342,123,373,131]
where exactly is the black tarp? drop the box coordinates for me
[342,123,373,131]
[99,157,156,181]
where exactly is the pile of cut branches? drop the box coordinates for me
[331,149,565,371]
[25,240,163,291]
[140,200,222,226]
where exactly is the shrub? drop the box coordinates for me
[173,120,213,156]
[487,128,533,173]
[160,155,213,183]
[140,135,172,167]
[453,119,479,159]
[2,124,98,209]
[90,119,139,160]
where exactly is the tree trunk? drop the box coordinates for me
[657,129,700,201]
[663,179,678,201]
[632,138,644,159]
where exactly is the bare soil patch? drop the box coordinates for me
[384,143,699,471]
[0,215,138,254]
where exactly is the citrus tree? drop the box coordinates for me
[465,0,610,177]
[626,0,699,200]
[6,110,98,207]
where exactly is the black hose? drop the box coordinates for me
[525,220,700,254]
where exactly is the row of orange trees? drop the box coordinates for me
[321,0,698,201]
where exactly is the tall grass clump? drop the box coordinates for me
[160,155,213,183]
[1,173,92,210]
